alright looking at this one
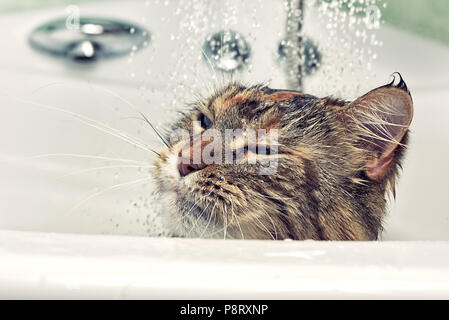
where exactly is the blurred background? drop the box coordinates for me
[3,0,449,46]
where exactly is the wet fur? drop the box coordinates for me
[153,75,413,240]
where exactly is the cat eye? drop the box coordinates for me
[255,145,271,154]
[199,113,212,129]
[234,145,272,158]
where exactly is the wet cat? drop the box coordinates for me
[153,73,413,240]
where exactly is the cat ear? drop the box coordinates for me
[344,73,413,180]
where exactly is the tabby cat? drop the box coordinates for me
[153,73,413,240]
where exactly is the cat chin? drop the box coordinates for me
[168,216,224,239]
[155,189,213,238]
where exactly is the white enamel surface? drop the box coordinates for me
[0,0,449,298]
[1,230,449,299]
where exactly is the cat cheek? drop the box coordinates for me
[154,143,186,190]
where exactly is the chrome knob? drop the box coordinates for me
[202,30,251,73]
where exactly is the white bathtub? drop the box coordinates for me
[1,0,449,299]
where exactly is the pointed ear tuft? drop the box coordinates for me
[345,74,414,180]
[385,72,411,96]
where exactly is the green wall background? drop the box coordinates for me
[382,0,449,46]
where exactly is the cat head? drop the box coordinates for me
[153,73,413,240]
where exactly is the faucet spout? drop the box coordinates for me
[285,0,304,91]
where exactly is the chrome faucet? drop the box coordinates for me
[284,0,305,91]
[29,17,150,62]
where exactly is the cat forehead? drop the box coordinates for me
[204,84,314,117]
[206,85,263,115]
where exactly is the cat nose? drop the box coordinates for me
[178,136,212,177]
[178,159,207,177]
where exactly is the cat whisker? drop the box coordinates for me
[200,46,219,81]
[252,214,276,240]
[199,203,217,239]
[31,153,148,165]
[139,111,170,148]
[230,204,244,240]
[56,164,153,180]
[249,196,279,240]
[183,196,204,220]
[9,96,159,156]
[26,83,165,155]
[208,225,234,239]
[223,204,228,240]
[125,116,167,148]
[68,176,153,214]
[188,199,211,237]
[262,209,278,240]
[172,194,207,235]
[70,83,169,149]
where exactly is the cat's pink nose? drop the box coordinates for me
[178,159,207,177]
[178,136,211,177]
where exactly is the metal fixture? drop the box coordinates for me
[284,0,304,90]
[28,17,150,62]
[202,30,251,73]
[278,37,321,76]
